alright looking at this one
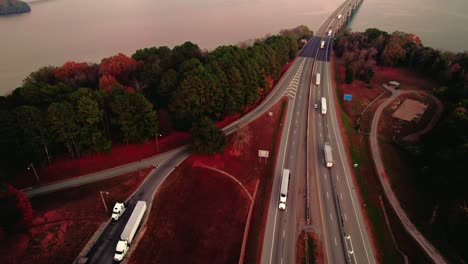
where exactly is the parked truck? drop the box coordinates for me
[320,40,325,49]
[316,73,321,85]
[321,97,327,114]
[278,169,290,210]
[324,142,334,168]
[114,201,147,262]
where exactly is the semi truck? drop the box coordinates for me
[321,97,327,114]
[320,40,325,49]
[324,142,334,168]
[278,169,290,210]
[316,73,321,85]
[338,14,342,19]
[111,202,126,221]
[114,201,147,262]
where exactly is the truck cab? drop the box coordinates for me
[114,240,129,262]
[111,202,126,221]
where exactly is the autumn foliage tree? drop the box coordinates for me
[53,61,98,88]
[99,53,141,85]
[99,75,135,93]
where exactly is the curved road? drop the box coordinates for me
[369,86,447,264]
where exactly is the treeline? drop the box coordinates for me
[0,0,30,15]
[0,26,312,168]
[335,28,468,260]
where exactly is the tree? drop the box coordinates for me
[47,101,80,158]
[109,88,158,143]
[75,96,111,152]
[99,53,140,85]
[191,116,226,155]
[54,61,98,88]
[99,75,135,93]
[345,66,354,84]
[381,37,406,66]
[13,105,51,165]
[23,66,57,86]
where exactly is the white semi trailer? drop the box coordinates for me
[324,142,334,168]
[321,97,327,115]
[278,169,290,210]
[316,73,321,85]
[114,201,147,262]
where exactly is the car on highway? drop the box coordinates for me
[314,103,318,109]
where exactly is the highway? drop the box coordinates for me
[79,32,314,264]
[27,1,374,263]
[261,0,376,263]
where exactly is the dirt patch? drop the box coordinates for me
[0,168,152,264]
[129,166,250,264]
[130,98,288,264]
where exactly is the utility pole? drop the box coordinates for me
[27,162,40,183]
[100,191,110,212]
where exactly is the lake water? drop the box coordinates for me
[1,0,467,95]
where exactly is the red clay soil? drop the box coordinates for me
[129,166,250,264]
[130,98,288,264]
[0,168,152,264]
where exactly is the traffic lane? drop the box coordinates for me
[322,61,375,264]
[315,60,349,263]
[261,57,310,264]
[271,57,313,264]
[315,112,347,263]
[263,97,297,264]
[282,57,315,263]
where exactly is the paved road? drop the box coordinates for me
[24,147,188,198]
[369,86,447,264]
[261,0,376,263]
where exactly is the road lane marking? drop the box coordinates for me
[330,213,333,221]
[340,193,343,200]
[345,213,348,221]
[336,174,339,181]
[326,192,329,199]
[283,229,285,238]
[335,237,338,246]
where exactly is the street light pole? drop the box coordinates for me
[28,163,40,183]
[155,133,162,152]
[100,191,110,212]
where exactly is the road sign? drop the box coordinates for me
[344,94,352,101]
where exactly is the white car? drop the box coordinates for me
[111,202,126,221]
[314,103,318,109]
